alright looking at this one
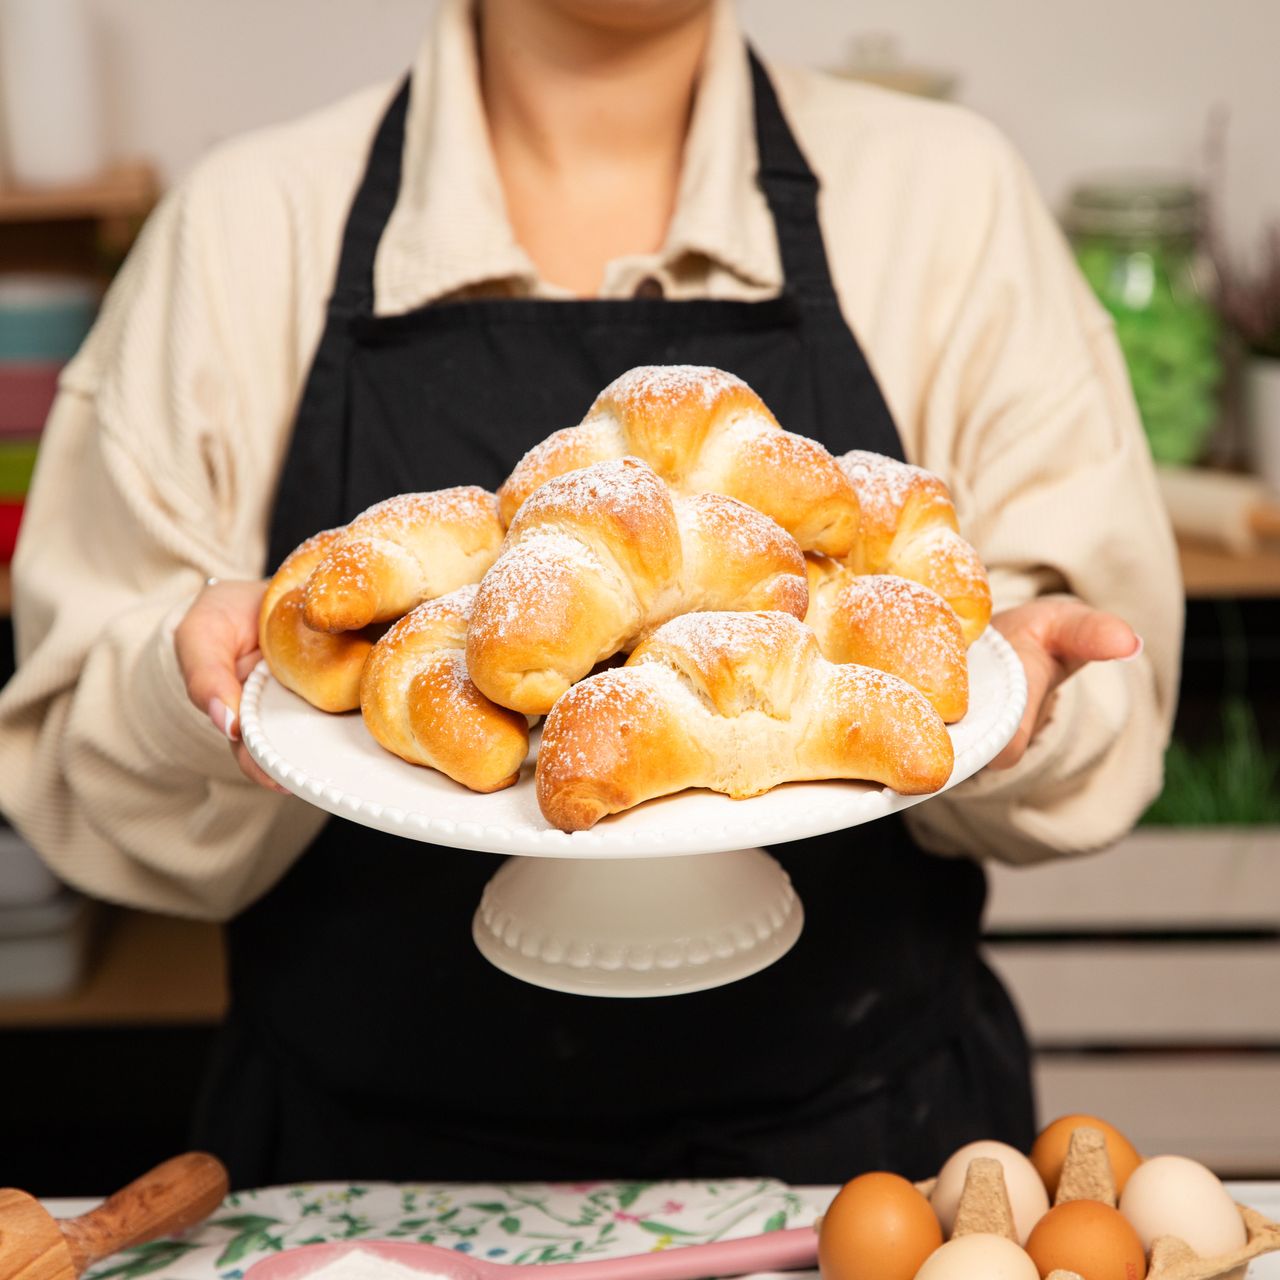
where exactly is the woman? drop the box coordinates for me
[0,0,1179,1183]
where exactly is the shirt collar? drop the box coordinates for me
[374,0,782,313]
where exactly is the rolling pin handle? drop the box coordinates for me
[57,1153,228,1275]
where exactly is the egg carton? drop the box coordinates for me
[917,1127,1280,1280]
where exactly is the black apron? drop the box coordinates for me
[197,53,1034,1187]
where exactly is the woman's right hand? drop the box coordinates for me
[174,578,287,792]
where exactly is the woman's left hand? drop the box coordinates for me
[988,598,1142,770]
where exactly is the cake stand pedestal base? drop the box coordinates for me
[472,848,803,997]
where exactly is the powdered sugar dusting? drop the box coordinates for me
[540,609,950,811]
[499,426,620,521]
[308,488,501,589]
[472,533,574,641]
[386,583,478,643]
[429,649,519,759]
[639,610,802,679]
[512,457,668,533]
[679,493,803,572]
[840,450,937,525]
[809,572,969,720]
[539,666,667,775]
[300,1249,452,1280]
[839,660,929,706]
[279,527,343,571]
[506,427,585,480]
[594,365,748,416]
[349,486,496,536]
[469,529,603,649]
[839,574,961,662]
[548,666,655,728]
[919,528,990,598]
[836,661,947,765]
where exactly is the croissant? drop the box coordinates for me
[838,450,992,645]
[259,529,381,712]
[359,586,529,793]
[536,610,954,832]
[498,365,859,556]
[466,457,809,715]
[804,557,969,722]
[302,487,505,633]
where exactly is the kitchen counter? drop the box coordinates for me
[41,1181,1280,1280]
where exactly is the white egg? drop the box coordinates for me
[930,1141,1050,1245]
[913,1233,1040,1280]
[1119,1154,1247,1257]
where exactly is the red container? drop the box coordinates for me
[0,501,23,562]
[0,363,60,434]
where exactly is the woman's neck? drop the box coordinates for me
[477,0,713,296]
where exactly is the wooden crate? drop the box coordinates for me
[984,827,1280,1176]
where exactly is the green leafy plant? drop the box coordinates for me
[1142,698,1280,825]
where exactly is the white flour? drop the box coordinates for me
[301,1249,456,1280]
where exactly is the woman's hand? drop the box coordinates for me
[174,579,286,792]
[989,598,1143,770]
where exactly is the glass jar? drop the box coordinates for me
[1065,177,1223,465]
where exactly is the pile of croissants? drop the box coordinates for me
[261,364,992,831]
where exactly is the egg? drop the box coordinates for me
[1031,1115,1143,1197]
[931,1141,1050,1244]
[1119,1154,1247,1258]
[913,1232,1040,1280]
[1024,1200,1147,1280]
[817,1171,942,1280]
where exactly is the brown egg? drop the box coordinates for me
[1031,1114,1143,1197]
[1025,1200,1147,1280]
[818,1172,943,1280]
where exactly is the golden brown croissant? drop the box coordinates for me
[838,450,992,645]
[466,457,809,716]
[303,487,505,633]
[498,365,859,556]
[259,529,382,712]
[359,586,529,793]
[804,557,969,723]
[536,611,954,832]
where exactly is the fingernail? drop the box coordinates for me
[209,696,239,741]
[1117,635,1145,663]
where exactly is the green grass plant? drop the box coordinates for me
[1142,698,1280,825]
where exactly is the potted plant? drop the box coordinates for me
[1217,224,1280,491]
[1142,699,1280,827]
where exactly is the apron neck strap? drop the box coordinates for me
[747,49,837,301]
[328,51,834,316]
[330,78,412,316]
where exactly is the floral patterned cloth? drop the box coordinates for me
[85,1181,825,1280]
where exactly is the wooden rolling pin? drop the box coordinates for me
[0,1152,228,1280]
[1157,465,1280,553]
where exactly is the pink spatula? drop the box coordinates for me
[245,1227,819,1280]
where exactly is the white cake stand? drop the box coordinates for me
[240,628,1026,997]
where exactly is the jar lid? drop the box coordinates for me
[1064,174,1204,239]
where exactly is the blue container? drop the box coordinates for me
[0,275,98,363]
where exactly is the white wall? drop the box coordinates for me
[87,0,1279,260]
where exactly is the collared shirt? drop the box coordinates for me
[0,0,1181,918]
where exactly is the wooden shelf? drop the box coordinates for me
[0,161,159,276]
[0,162,159,224]
[1178,538,1280,598]
[0,908,227,1028]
